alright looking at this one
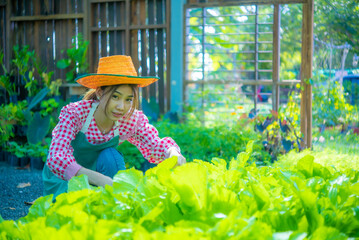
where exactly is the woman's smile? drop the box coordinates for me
[112,112,123,118]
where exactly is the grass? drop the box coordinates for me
[276,129,359,172]
[312,128,359,155]
[276,149,359,172]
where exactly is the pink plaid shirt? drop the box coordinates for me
[47,100,181,180]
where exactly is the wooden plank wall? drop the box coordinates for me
[89,0,170,113]
[1,0,170,113]
[0,1,6,74]
[7,0,84,80]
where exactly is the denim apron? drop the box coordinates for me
[42,102,123,199]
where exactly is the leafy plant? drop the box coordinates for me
[56,33,89,82]
[39,70,63,97]
[312,75,359,129]
[40,98,59,117]
[1,143,358,238]
[0,50,17,98]
[0,100,28,125]
[0,101,28,147]
[5,141,49,162]
[18,87,52,145]
[12,45,36,77]
[0,123,14,148]
[27,142,49,162]
[118,119,260,169]
[249,111,300,160]
[239,87,303,161]
[12,45,40,97]
[0,74,17,98]
[49,78,62,97]
[6,141,27,158]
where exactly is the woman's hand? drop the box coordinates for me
[167,148,186,166]
[76,167,113,187]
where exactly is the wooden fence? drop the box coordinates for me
[0,0,171,113]
[0,2,5,66]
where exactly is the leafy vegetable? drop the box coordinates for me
[1,145,358,239]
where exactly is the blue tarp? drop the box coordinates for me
[343,75,359,105]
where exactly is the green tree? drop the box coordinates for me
[314,0,359,54]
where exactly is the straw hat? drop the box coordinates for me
[76,55,159,88]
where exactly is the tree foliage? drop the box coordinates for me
[314,0,359,54]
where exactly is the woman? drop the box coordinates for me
[43,55,186,199]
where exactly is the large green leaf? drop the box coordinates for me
[68,174,92,192]
[19,195,53,224]
[169,163,208,215]
[113,168,144,193]
[27,87,50,111]
[297,155,314,178]
[251,182,270,210]
[26,112,50,144]
[298,189,323,234]
[288,232,307,240]
[56,59,71,69]
[0,221,22,239]
[310,226,348,240]
[313,162,332,180]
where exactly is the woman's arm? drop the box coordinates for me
[127,111,185,165]
[47,101,90,180]
[75,167,113,187]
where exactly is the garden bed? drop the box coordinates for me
[1,143,358,239]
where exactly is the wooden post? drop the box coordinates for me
[300,0,313,149]
[254,7,258,111]
[5,0,10,70]
[83,0,89,66]
[166,0,171,112]
[130,0,139,68]
[272,4,280,112]
[125,0,130,55]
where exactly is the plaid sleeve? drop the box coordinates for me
[46,103,85,180]
[127,112,181,164]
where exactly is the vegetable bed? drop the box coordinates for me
[1,142,358,239]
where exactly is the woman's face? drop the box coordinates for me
[98,85,134,121]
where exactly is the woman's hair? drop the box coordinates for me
[83,84,139,118]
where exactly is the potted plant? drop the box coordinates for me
[0,124,13,162]
[0,110,15,146]
[27,142,48,170]
[0,101,28,147]
[5,142,18,166]
[15,142,29,167]
[0,103,15,162]
[0,100,28,137]
[6,141,29,167]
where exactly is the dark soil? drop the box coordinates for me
[0,161,43,221]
